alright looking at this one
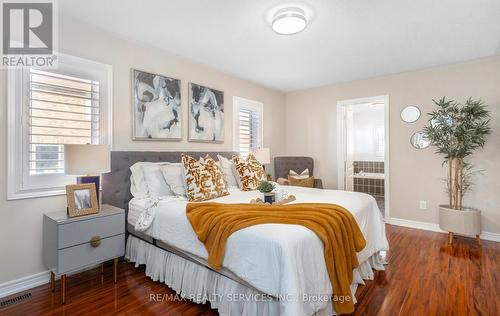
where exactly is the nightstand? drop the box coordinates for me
[42,204,125,304]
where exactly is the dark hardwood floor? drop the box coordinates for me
[1,225,498,316]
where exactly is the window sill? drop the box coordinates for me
[7,186,103,201]
[7,189,66,201]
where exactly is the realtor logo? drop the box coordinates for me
[1,0,58,68]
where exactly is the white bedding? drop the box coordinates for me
[128,185,389,316]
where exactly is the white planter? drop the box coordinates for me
[439,205,481,244]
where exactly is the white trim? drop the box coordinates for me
[388,217,500,242]
[6,68,22,200]
[481,231,500,242]
[336,95,390,220]
[384,95,390,221]
[388,217,443,232]
[5,189,67,201]
[232,96,264,152]
[0,271,50,299]
[336,104,345,190]
[0,263,103,299]
[104,64,114,150]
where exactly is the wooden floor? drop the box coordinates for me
[1,225,498,316]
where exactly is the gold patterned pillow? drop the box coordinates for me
[231,154,266,191]
[182,154,229,202]
[288,175,315,188]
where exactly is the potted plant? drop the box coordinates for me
[423,97,491,244]
[257,180,276,204]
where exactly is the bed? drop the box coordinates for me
[102,151,389,316]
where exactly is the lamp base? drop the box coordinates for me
[77,175,100,204]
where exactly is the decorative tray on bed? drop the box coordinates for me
[249,195,296,205]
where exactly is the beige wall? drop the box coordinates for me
[286,57,500,234]
[0,17,286,284]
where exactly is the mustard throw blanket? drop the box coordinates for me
[186,202,366,314]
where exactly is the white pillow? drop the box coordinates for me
[217,155,239,187]
[289,168,310,180]
[130,174,144,197]
[160,163,187,197]
[130,162,149,197]
[141,163,174,197]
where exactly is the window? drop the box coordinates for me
[7,54,112,199]
[233,97,263,157]
[32,144,64,173]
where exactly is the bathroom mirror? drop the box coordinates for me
[410,131,430,149]
[401,106,421,123]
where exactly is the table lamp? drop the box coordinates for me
[64,144,111,204]
[252,147,271,166]
[251,148,272,181]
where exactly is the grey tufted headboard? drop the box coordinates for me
[101,151,238,211]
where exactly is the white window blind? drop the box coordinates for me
[233,97,263,158]
[28,69,100,175]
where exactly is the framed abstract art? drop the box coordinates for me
[132,69,182,140]
[188,83,224,143]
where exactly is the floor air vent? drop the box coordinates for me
[0,292,32,309]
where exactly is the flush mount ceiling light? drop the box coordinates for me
[272,7,308,35]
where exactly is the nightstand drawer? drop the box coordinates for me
[58,234,125,274]
[58,213,125,249]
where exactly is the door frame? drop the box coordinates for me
[336,95,390,220]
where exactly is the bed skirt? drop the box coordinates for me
[125,235,386,316]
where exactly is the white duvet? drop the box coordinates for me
[128,185,389,316]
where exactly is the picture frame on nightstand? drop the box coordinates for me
[66,183,99,218]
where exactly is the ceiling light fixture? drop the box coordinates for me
[272,7,308,35]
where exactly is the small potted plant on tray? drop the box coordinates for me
[423,97,491,244]
[257,180,276,204]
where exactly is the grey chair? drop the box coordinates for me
[274,156,323,189]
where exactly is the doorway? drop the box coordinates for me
[337,95,390,219]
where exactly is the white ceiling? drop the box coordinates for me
[60,0,500,91]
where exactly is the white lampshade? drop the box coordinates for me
[251,148,271,164]
[64,144,111,175]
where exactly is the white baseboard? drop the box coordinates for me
[0,263,105,299]
[0,270,50,299]
[480,231,500,242]
[388,217,500,242]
